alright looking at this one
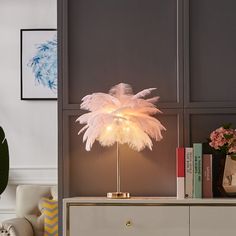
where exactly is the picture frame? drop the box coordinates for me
[20,29,57,100]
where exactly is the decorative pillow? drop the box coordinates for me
[41,197,58,236]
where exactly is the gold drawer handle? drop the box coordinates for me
[125,220,132,227]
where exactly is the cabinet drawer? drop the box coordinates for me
[69,205,189,236]
[190,206,236,236]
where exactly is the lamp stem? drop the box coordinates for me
[116,141,120,193]
[107,142,130,198]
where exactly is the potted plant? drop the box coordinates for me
[209,124,236,196]
[209,124,236,159]
[0,126,9,195]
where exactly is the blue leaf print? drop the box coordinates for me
[27,34,57,93]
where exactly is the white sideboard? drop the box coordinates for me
[63,197,236,236]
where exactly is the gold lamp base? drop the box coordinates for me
[107,192,130,199]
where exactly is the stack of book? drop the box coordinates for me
[176,143,219,199]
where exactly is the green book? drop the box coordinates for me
[193,143,202,198]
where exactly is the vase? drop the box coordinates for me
[222,155,236,196]
[212,153,227,197]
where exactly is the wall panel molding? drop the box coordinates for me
[62,109,183,197]
[0,208,15,214]
[0,208,16,222]
[62,0,183,109]
[8,166,57,185]
[184,0,236,108]
[184,108,236,146]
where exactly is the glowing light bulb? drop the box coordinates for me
[106,126,113,131]
[117,113,123,117]
[126,127,130,132]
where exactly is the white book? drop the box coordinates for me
[177,177,185,199]
[185,147,193,198]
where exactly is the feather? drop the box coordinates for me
[135,107,161,115]
[146,96,160,104]
[76,83,166,152]
[77,125,88,136]
[133,88,156,99]
[80,93,120,111]
[76,113,91,124]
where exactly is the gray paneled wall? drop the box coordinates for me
[184,0,236,147]
[67,0,178,106]
[188,0,236,106]
[58,0,236,200]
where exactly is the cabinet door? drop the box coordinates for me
[69,205,189,236]
[190,206,236,236]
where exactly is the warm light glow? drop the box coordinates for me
[76,83,166,151]
[106,126,113,131]
[124,127,130,132]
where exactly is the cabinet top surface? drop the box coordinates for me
[63,197,236,205]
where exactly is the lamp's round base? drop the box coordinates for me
[107,192,130,199]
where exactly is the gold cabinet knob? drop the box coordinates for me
[125,220,132,227]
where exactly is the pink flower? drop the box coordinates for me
[209,126,236,154]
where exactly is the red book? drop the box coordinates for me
[176,147,185,199]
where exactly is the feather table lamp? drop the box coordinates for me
[76,83,166,198]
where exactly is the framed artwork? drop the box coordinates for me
[20,29,57,100]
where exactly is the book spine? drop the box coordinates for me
[193,143,202,198]
[185,147,193,198]
[176,147,185,199]
[202,154,213,198]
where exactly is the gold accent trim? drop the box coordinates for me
[107,192,130,199]
[67,202,236,207]
[65,201,236,236]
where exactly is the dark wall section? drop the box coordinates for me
[68,0,178,105]
[184,0,236,146]
[189,0,236,104]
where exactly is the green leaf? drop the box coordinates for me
[223,123,232,129]
[224,134,233,140]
